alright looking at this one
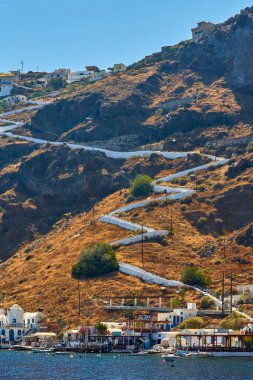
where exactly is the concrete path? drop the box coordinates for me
[1,102,252,321]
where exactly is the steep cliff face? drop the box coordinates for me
[0,143,125,260]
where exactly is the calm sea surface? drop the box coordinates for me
[0,351,253,380]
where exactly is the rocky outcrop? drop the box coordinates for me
[0,144,125,260]
[236,223,253,247]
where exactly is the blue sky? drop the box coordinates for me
[2,0,253,73]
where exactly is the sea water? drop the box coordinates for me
[0,351,253,380]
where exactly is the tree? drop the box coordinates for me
[130,174,153,198]
[50,77,65,90]
[200,296,215,310]
[72,243,119,280]
[181,266,211,287]
[95,322,108,335]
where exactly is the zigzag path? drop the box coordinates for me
[1,102,252,321]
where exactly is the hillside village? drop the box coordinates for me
[0,7,253,357]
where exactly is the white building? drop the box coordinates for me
[67,70,93,84]
[157,303,198,328]
[237,285,253,297]
[4,95,27,105]
[191,22,215,43]
[67,69,109,84]
[46,68,70,82]
[113,63,127,73]
[0,80,13,97]
[0,304,45,343]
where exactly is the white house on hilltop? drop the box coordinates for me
[0,304,45,343]
[191,22,215,43]
[0,80,13,97]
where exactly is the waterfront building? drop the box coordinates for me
[0,304,45,343]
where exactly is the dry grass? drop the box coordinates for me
[0,160,252,329]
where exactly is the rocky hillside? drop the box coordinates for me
[15,7,253,156]
[0,6,252,325]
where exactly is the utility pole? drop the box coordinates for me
[141,225,144,270]
[221,239,226,317]
[170,206,173,237]
[230,272,233,314]
[20,61,24,74]
[77,281,81,326]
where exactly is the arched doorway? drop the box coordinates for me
[1,329,5,343]
[9,329,14,342]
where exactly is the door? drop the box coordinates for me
[9,329,14,342]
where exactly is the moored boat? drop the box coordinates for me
[129,350,148,356]
[185,352,214,358]
[162,353,182,362]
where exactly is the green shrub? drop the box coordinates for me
[247,141,253,153]
[145,200,159,211]
[181,266,211,287]
[194,185,206,192]
[237,293,251,305]
[180,196,192,204]
[95,322,108,335]
[155,108,163,116]
[171,177,188,186]
[126,194,136,203]
[171,297,181,308]
[219,312,247,330]
[178,317,205,329]
[72,243,119,280]
[50,77,65,90]
[130,175,153,197]
[200,296,215,309]
[213,183,224,191]
[197,217,208,227]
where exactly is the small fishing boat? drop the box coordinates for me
[185,352,214,358]
[32,348,52,353]
[161,353,182,362]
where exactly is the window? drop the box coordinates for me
[12,319,16,324]
[32,319,35,323]
[28,319,30,324]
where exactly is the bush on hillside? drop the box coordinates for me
[200,296,215,310]
[247,141,253,153]
[181,266,211,287]
[50,77,65,90]
[72,243,119,280]
[130,175,153,197]
[219,312,247,330]
[178,317,205,329]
